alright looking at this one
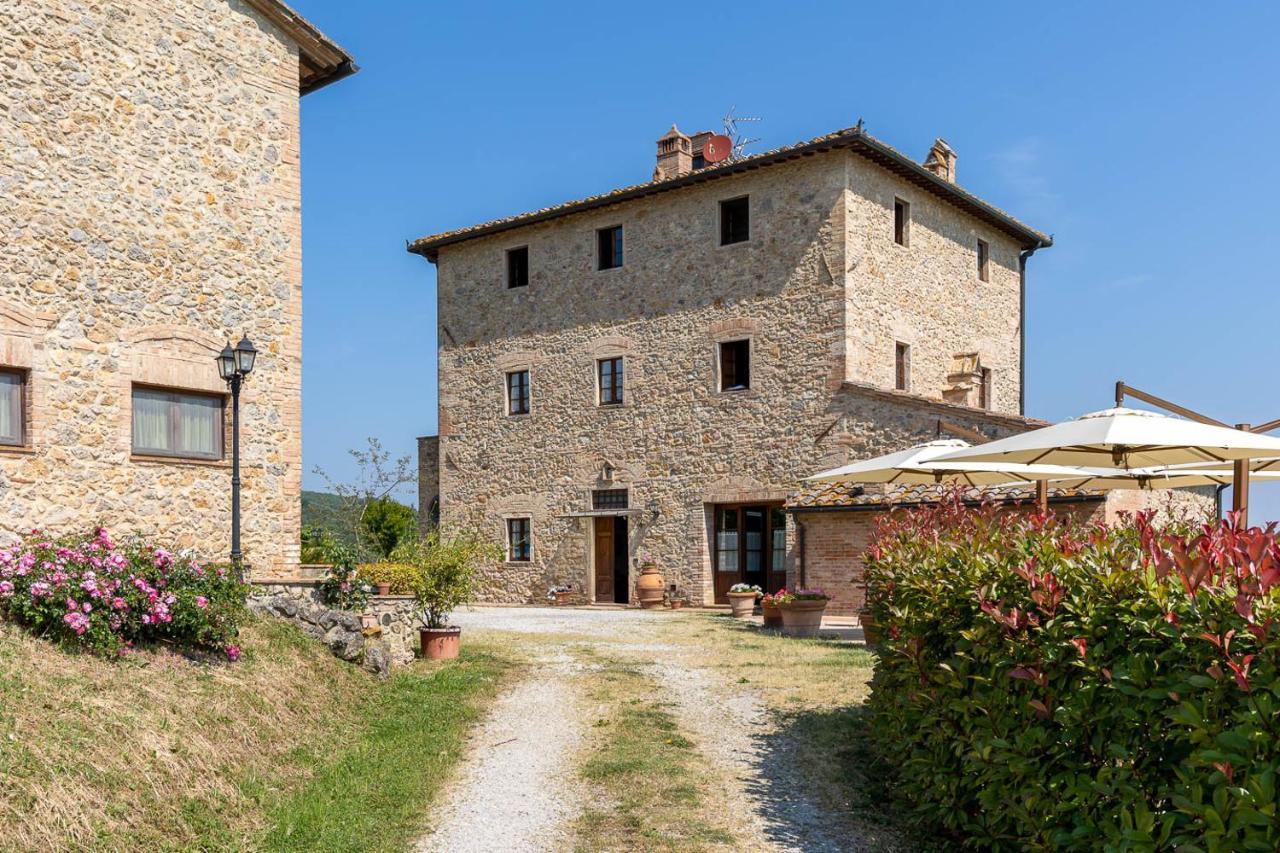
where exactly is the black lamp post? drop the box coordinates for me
[217,334,257,577]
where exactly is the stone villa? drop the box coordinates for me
[0,1,354,578]
[411,122,1071,608]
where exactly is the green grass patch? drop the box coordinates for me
[261,646,512,852]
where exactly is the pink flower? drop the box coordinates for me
[112,597,127,610]
[225,645,241,662]
[0,581,13,598]
[63,611,90,636]
[195,596,208,609]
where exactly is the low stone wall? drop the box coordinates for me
[248,582,421,673]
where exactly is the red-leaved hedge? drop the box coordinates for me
[864,497,1280,851]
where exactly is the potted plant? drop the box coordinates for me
[547,584,573,606]
[759,590,784,629]
[777,588,831,638]
[857,578,879,644]
[726,583,762,618]
[394,529,501,661]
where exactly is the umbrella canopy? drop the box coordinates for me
[1049,469,1280,490]
[806,440,1102,487]
[932,408,1280,470]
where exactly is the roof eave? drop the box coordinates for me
[244,0,357,96]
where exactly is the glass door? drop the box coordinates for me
[713,503,786,603]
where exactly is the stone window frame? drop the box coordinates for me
[504,369,531,417]
[505,516,533,563]
[129,382,229,463]
[587,336,636,410]
[596,356,625,407]
[718,195,750,247]
[976,237,990,282]
[709,319,762,398]
[893,196,911,247]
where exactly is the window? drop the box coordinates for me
[715,507,739,572]
[771,507,786,571]
[0,369,26,447]
[592,489,629,510]
[719,339,750,391]
[719,196,749,245]
[977,239,989,282]
[894,198,910,246]
[597,225,624,270]
[507,246,529,289]
[894,342,911,392]
[598,357,624,406]
[506,370,530,415]
[131,386,223,460]
[979,367,993,410]
[507,518,531,562]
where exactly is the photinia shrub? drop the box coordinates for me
[0,527,247,659]
[864,495,1280,851]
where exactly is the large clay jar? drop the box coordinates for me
[760,599,783,629]
[727,591,758,618]
[779,600,828,638]
[636,563,664,609]
[420,627,461,660]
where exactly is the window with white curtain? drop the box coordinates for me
[0,369,25,446]
[131,386,224,460]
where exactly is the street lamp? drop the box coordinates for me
[217,334,257,577]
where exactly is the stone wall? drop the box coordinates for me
[428,149,1045,606]
[417,435,439,534]
[250,582,420,670]
[0,1,314,577]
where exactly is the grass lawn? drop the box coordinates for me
[0,616,512,852]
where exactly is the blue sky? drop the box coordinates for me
[294,1,1280,520]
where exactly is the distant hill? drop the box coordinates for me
[302,490,352,543]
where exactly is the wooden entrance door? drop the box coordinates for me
[713,504,787,603]
[593,516,629,604]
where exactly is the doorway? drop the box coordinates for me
[593,515,629,604]
[712,504,787,603]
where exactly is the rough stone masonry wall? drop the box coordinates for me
[431,150,1042,606]
[0,0,305,577]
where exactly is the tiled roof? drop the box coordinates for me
[787,482,1104,510]
[408,124,1052,260]
[245,0,357,94]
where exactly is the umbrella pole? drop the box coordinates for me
[1035,480,1049,514]
[1233,422,1250,526]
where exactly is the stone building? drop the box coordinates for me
[409,122,1060,606]
[0,1,354,578]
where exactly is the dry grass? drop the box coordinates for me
[0,616,441,851]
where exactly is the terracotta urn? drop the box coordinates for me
[636,563,664,609]
[420,626,461,660]
[727,591,758,618]
[779,599,828,638]
[760,599,783,629]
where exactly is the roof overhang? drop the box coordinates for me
[408,125,1052,262]
[245,0,358,95]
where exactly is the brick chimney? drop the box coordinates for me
[654,124,692,181]
[922,138,957,182]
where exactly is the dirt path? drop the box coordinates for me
[416,651,586,852]
[431,606,898,852]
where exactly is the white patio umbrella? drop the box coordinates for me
[933,408,1280,470]
[806,439,1103,487]
[1049,468,1280,490]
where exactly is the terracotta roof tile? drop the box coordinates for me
[787,482,1104,510]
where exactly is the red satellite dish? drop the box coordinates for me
[703,134,733,163]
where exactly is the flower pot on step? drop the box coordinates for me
[669,599,686,610]
[419,626,461,660]
[760,599,783,629]
[727,591,758,618]
[779,599,828,638]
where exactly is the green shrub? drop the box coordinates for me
[391,530,501,629]
[357,562,417,594]
[864,496,1280,851]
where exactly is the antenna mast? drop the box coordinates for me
[721,106,762,161]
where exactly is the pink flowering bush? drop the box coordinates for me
[0,527,248,658]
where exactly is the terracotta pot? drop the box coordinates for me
[859,609,880,645]
[636,563,664,609]
[669,599,685,610]
[554,591,572,606]
[779,599,828,638]
[420,626,461,660]
[359,612,378,630]
[727,591,758,618]
[760,600,783,629]
[376,583,391,596]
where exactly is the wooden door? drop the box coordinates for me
[594,517,614,603]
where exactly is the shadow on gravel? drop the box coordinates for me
[746,704,954,853]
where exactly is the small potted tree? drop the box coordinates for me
[395,529,501,661]
[777,588,831,638]
[726,583,762,618]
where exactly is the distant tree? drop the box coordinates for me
[312,438,417,562]
[361,496,418,560]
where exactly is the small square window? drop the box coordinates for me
[507,246,529,289]
[131,386,224,460]
[598,357,624,406]
[597,225,623,270]
[720,196,749,245]
[0,368,28,447]
[894,342,911,392]
[506,370,530,416]
[719,340,751,391]
[977,239,989,282]
[894,198,910,246]
[507,518,531,562]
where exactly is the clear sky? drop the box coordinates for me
[293,1,1280,520]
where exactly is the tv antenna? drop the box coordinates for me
[721,106,761,160]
